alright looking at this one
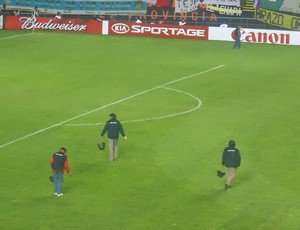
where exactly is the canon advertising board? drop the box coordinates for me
[209,27,300,45]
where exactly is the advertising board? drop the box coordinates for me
[5,16,102,34]
[209,26,300,45]
[108,21,208,40]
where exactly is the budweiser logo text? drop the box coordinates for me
[19,17,87,32]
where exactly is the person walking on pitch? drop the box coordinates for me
[234,25,241,49]
[50,147,71,196]
[222,140,241,190]
[101,113,127,161]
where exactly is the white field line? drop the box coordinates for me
[0,65,225,149]
[0,32,41,41]
[65,86,202,126]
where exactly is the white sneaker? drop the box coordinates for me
[54,192,58,196]
[57,193,64,196]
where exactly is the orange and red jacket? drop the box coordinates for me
[50,150,71,174]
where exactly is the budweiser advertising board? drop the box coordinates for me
[5,16,102,34]
[108,21,209,40]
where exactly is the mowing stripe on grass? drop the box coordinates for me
[65,86,202,126]
[0,65,225,149]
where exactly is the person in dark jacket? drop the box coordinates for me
[222,140,241,190]
[234,25,241,49]
[101,113,127,161]
[50,147,71,196]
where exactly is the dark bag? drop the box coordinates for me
[97,142,105,150]
[49,175,54,182]
[217,170,225,178]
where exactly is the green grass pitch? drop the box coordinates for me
[0,30,300,229]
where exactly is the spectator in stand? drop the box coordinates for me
[32,6,39,18]
[95,15,102,22]
[220,22,228,28]
[179,20,186,26]
[14,9,20,16]
[135,17,142,23]
[2,2,6,12]
[158,19,165,24]
[55,11,61,19]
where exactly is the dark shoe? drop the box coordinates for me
[225,184,231,190]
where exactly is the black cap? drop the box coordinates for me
[109,113,116,118]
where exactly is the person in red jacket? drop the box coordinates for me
[50,147,71,196]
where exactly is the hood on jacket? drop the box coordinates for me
[228,140,236,148]
[109,113,116,119]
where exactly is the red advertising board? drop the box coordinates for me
[5,16,102,34]
[108,21,208,40]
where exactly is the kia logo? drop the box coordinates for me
[112,23,130,34]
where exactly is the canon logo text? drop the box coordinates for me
[232,29,290,44]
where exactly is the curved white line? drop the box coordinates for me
[0,65,225,148]
[64,86,201,126]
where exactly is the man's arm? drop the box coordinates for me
[50,156,54,167]
[64,157,71,174]
[101,122,109,137]
[119,123,126,139]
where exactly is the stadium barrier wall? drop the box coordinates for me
[104,20,300,45]
[4,16,300,45]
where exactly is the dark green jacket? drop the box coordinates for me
[101,118,125,139]
[222,144,241,168]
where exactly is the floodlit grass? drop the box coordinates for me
[0,30,300,229]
